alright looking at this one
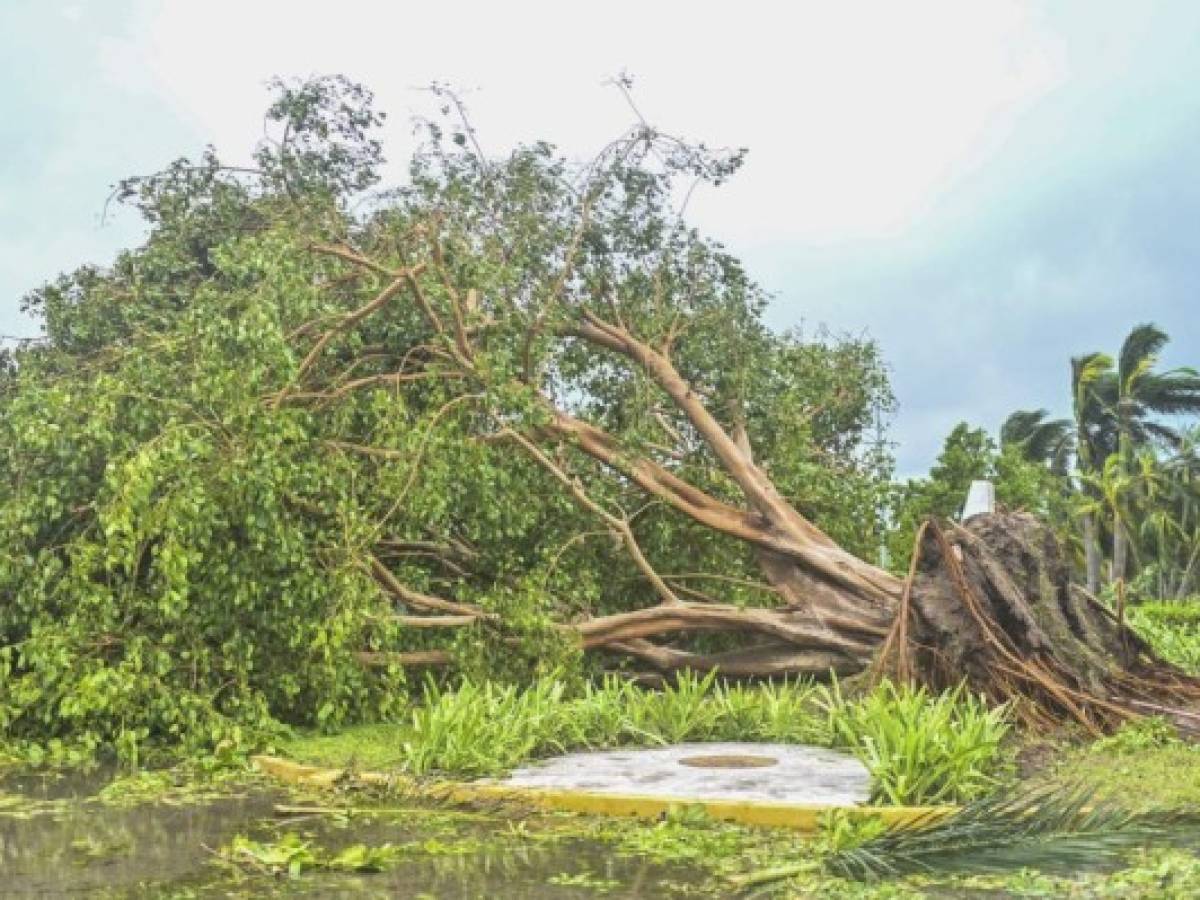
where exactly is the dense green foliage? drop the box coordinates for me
[1128,602,1200,673]
[0,78,895,759]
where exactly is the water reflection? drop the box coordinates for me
[0,768,706,897]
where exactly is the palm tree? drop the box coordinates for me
[1140,429,1200,598]
[1010,326,1198,596]
[1071,352,1116,594]
[1107,324,1200,583]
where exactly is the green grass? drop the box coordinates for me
[279,673,1010,805]
[271,723,410,772]
[1035,722,1200,810]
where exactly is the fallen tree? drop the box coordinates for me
[3,77,1196,755]
[310,234,1200,734]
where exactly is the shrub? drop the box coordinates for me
[1129,604,1200,674]
[819,680,1012,805]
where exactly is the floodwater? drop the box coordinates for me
[0,768,709,897]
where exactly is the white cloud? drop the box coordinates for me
[12,0,1200,473]
[111,0,1067,243]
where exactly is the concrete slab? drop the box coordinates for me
[499,742,870,806]
[253,754,952,831]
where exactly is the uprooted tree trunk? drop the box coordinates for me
[302,242,1200,735]
[878,513,1200,734]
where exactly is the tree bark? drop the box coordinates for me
[1081,511,1103,596]
[882,512,1200,734]
[1112,516,1128,586]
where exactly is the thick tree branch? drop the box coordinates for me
[544,405,899,606]
[368,555,488,619]
[606,638,860,677]
[573,602,880,656]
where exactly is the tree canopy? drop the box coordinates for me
[0,78,896,760]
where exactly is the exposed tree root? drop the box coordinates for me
[877,512,1200,735]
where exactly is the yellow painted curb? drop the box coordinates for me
[251,755,954,832]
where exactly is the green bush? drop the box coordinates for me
[819,680,1012,806]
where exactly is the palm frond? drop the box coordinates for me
[1136,376,1200,416]
[1001,409,1075,467]
[1118,323,1169,391]
[824,784,1194,881]
[1072,353,1115,410]
[1001,409,1052,447]
[1032,424,1074,466]
[1071,356,1117,470]
[1140,420,1183,449]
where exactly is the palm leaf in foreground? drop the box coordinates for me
[826,784,1194,881]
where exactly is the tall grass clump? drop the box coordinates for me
[563,671,726,746]
[819,680,1011,806]
[623,670,727,743]
[709,679,828,744]
[401,679,571,776]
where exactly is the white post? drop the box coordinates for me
[961,480,995,521]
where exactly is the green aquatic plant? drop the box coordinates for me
[219,833,406,877]
[546,870,622,891]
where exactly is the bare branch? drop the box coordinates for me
[500,428,682,606]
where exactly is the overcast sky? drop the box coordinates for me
[3,1,1199,475]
